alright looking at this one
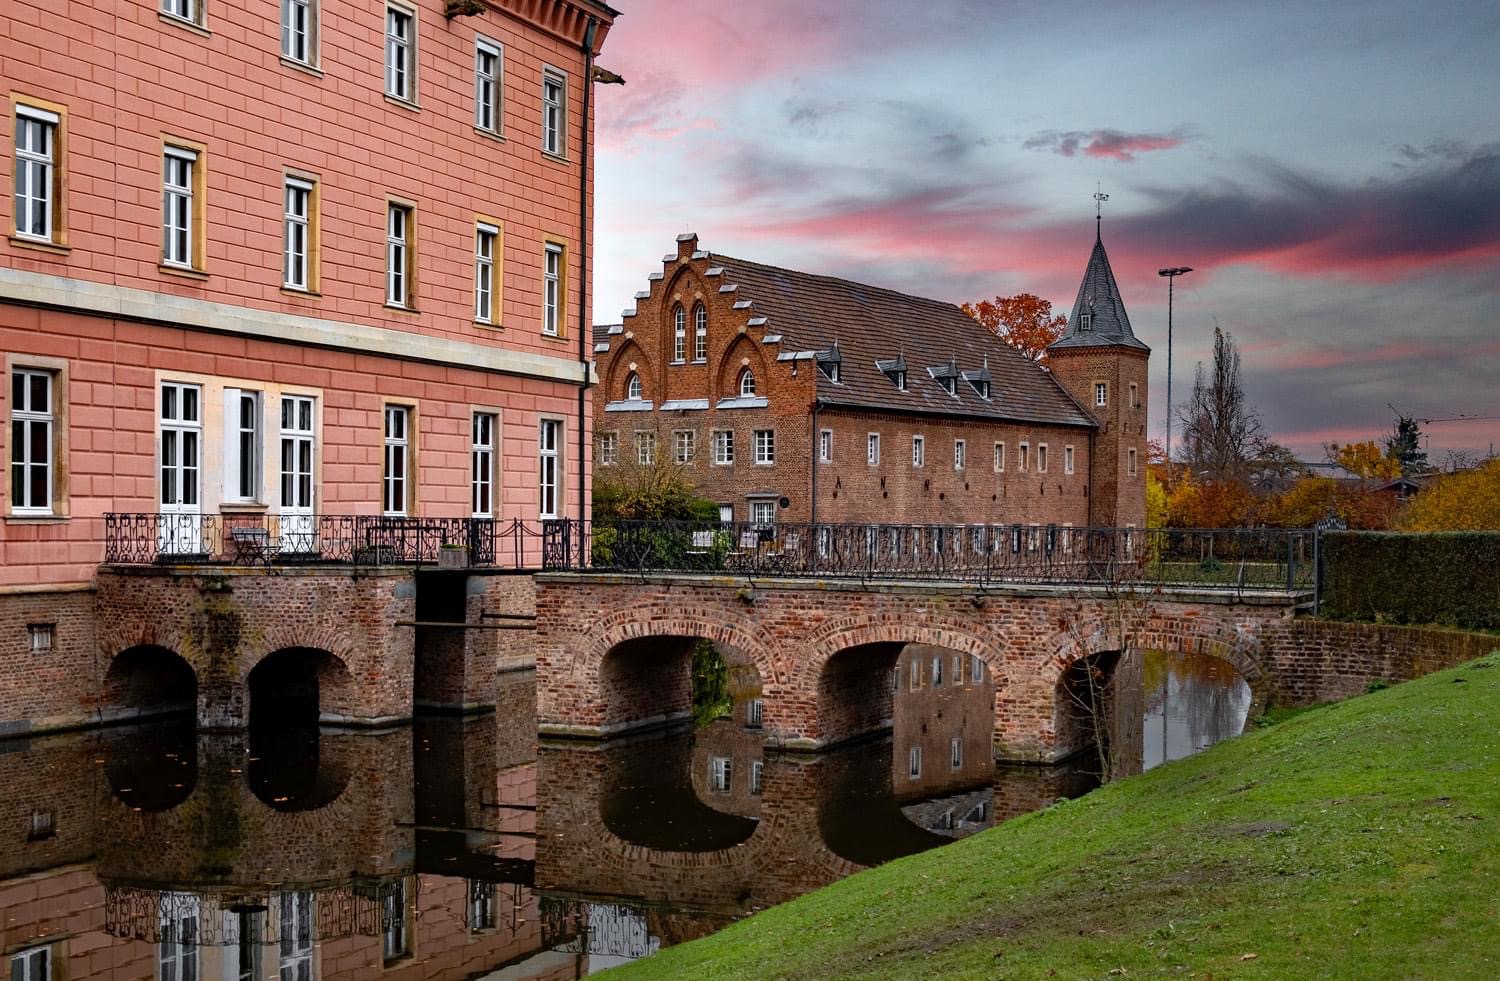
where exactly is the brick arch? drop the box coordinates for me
[603,337,656,402]
[243,643,357,724]
[714,333,771,402]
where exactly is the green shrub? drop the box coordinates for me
[1321,531,1500,630]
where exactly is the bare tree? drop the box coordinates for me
[1176,325,1266,481]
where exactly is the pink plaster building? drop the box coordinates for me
[1,0,616,730]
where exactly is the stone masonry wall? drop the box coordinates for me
[0,587,98,737]
[1260,619,1498,705]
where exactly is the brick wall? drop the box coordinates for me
[892,645,995,799]
[0,588,97,736]
[1260,619,1499,705]
[1049,345,1148,528]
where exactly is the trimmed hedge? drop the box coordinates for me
[1321,531,1500,630]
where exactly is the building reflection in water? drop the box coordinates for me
[0,650,1249,977]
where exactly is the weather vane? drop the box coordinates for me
[1094,185,1109,221]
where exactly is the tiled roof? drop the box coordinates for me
[1051,233,1150,352]
[711,254,1096,429]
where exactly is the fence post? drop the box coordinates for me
[1312,529,1321,615]
[1286,532,1295,593]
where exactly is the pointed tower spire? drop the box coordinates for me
[1049,212,1150,353]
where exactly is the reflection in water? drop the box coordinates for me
[0,649,1248,977]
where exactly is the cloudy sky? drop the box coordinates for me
[591,0,1500,462]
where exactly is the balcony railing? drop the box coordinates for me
[103,513,553,568]
[541,520,1317,592]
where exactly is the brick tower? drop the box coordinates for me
[1047,223,1150,528]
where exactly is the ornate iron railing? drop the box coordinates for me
[103,513,554,568]
[545,520,1317,592]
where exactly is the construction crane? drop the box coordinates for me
[1388,404,1500,426]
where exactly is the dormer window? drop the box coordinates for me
[1079,310,1093,331]
[894,370,906,390]
[818,361,840,383]
[626,373,642,401]
[941,376,956,396]
[969,379,990,399]
[738,369,756,398]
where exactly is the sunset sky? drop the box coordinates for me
[591,0,1500,462]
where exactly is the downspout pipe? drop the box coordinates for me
[576,16,598,564]
[809,398,821,526]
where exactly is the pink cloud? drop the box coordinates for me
[1024,129,1186,162]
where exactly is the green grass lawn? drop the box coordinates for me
[607,652,1500,979]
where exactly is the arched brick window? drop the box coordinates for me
[626,372,643,400]
[738,368,756,398]
[693,304,708,360]
[672,306,686,362]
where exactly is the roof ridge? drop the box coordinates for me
[713,254,962,312]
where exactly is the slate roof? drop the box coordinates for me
[711,254,1096,428]
[1051,232,1150,353]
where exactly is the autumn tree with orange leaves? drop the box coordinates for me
[1323,439,1402,479]
[961,293,1067,366]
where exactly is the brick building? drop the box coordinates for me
[1,0,617,731]
[593,231,1147,530]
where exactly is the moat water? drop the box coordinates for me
[0,651,1249,978]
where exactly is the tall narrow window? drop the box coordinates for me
[13,105,59,243]
[1018,441,1029,472]
[911,435,924,468]
[819,428,832,463]
[538,419,560,518]
[159,383,202,516]
[281,0,316,66]
[1128,447,1138,476]
[737,369,755,397]
[541,67,566,156]
[10,369,54,514]
[383,405,410,516]
[475,38,502,134]
[625,373,642,401]
[635,431,655,465]
[385,5,414,102]
[908,746,921,779]
[387,202,412,307]
[954,439,966,471]
[1129,382,1139,409]
[472,412,495,518]
[712,430,733,465]
[283,177,312,290]
[1065,444,1075,475]
[970,655,984,683]
[951,737,963,769]
[909,658,920,691]
[1095,382,1108,407]
[280,396,315,549]
[474,222,498,323]
[932,655,943,687]
[750,760,764,795]
[709,756,731,793]
[994,441,1005,472]
[867,433,880,465]
[673,306,686,362]
[469,881,497,933]
[159,896,200,981]
[597,431,617,466]
[162,146,198,269]
[1037,443,1048,473]
[674,430,694,464]
[693,304,708,360]
[278,892,313,981]
[542,241,563,336]
[225,389,260,503]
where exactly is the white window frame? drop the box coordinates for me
[383,405,410,516]
[931,655,943,687]
[635,430,655,466]
[908,746,921,779]
[281,0,317,66]
[10,368,55,515]
[747,698,763,726]
[542,241,563,336]
[867,432,880,466]
[693,304,708,361]
[386,202,412,308]
[909,658,921,691]
[625,373,642,401]
[970,654,984,684]
[951,736,963,769]
[712,429,733,465]
[674,429,694,464]
[283,177,312,290]
[161,0,203,27]
[738,369,756,398]
[672,306,686,362]
[471,412,495,518]
[279,395,316,523]
[1095,382,1108,407]
[1018,441,1029,472]
[1065,444,1075,475]
[224,388,261,504]
[158,894,200,981]
[385,4,415,102]
[538,418,561,518]
[162,146,197,269]
[709,756,731,793]
[954,439,966,471]
[541,66,567,156]
[1037,443,1048,474]
[13,105,58,243]
[382,880,410,964]
[750,499,776,527]
[598,430,617,466]
[994,441,1005,472]
[279,891,315,981]
[474,37,503,134]
[753,429,774,465]
[911,435,924,468]
[474,222,498,323]
[819,428,832,463]
[9,946,49,981]
[750,760,763,795]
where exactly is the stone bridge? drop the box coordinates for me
[534,573,1313,762]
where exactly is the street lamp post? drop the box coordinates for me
[1157,266,1193,476]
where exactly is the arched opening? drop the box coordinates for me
[100,720,197,811]
[599,635,760,738]
[248,647,353,726]
[737,368,755,398]
[102,645,197,724]
[817,642,903,750]
[1055,648,1252,780]
[814,737,949,867]
[247,724,352,812]
[598,730,759,852]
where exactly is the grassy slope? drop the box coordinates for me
[608,654,1500,980]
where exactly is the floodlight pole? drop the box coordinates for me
[1157,266,1193,477]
